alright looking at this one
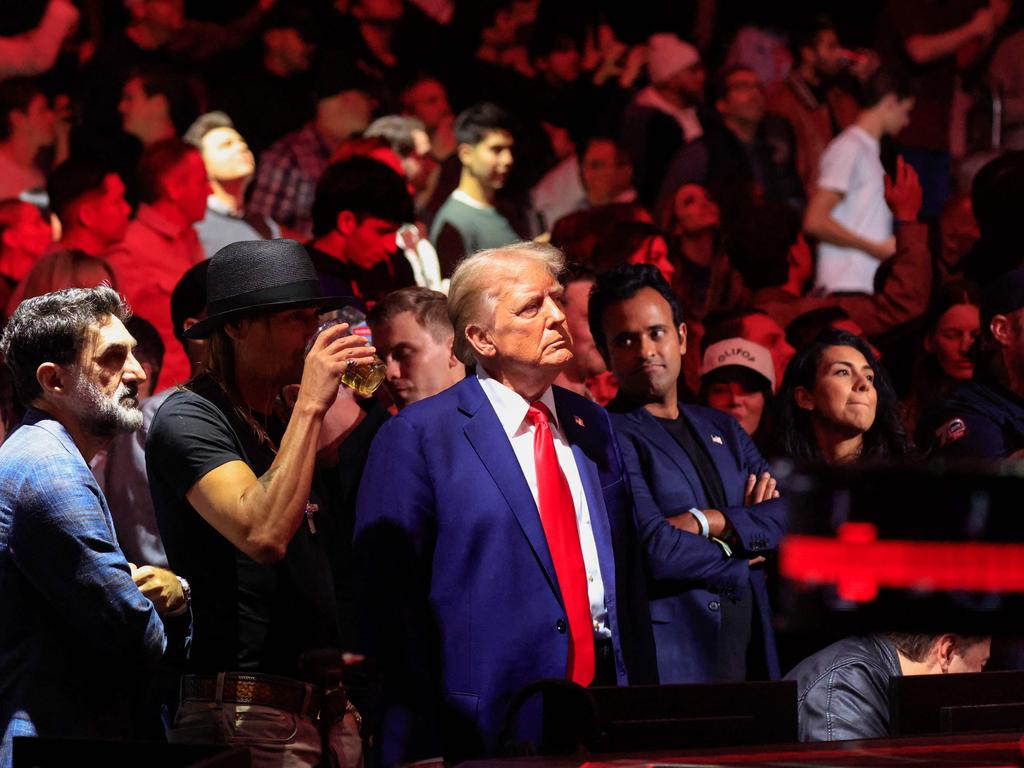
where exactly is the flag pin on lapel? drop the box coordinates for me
[574,415,585,427]
[711,434,723,445]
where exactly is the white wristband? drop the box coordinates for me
[689,507,710,538]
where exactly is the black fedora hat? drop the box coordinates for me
[185,239,351,339]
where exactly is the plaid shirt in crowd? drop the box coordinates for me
[249,121,331,238]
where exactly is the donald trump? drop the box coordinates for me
[355,242,655,764]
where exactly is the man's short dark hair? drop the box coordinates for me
[128,63,202,137]
[790,14,837,61]
[367,286,452,342]
[125,314,164,381]
[47,159,113,226]
[311,156,414,237]
[861,67,914,108]
[701,308,767,355]
[454,102,512,147]
[0,286,128,404]
[884,633,987,663]
[365,115,427,158]
[137,139,197,204]
[728,203,803,291]
[0,77,43,141]
[588,263,684,356]
[786,306,851,351]
[171,260,209,349]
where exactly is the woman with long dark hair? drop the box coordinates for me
[772,329,909,462]
[904,279,981,439]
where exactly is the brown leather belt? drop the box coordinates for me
[182,673,318,715]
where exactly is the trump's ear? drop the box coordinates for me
[464,323,496,360]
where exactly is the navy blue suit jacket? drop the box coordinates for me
[608,402,786,684]
[354,377,656,765]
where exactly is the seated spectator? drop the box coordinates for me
[621,34,707,206]
[593,263,785,684]
[766,15,860,191]
[579,136,637,208]
[401,74,459,222]
[366,286,464,410]
[699,337,775,447]
[712,65,803,209]
[0,78,58,200]
[363,115,444,290]
[919,268,1024,459]
[904,279,981,440]
[430,102,519,277]
[249,63,375,237]
[772,328,909,462]
[119,64,200,149]
[936,192,980,284]
[787,633,990,742]
[803,71,915,294]
[661,182,748,321]
[307,156,416,306]
[183,111,280,258]
[106,139,209,392]
[706,309,797,394]
[735,159,930,334]
[46,160,131,257]
[552,264,617,404]
[9,249,116,318]
[0,199,52,311]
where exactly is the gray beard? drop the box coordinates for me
[70,373,144,437]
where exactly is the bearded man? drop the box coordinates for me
[0,286,188,768]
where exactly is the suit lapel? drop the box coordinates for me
[459,378,560,598]
[628,408,707,507]
[556,391,618,602]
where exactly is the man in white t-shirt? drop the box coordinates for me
[804,71,915,294]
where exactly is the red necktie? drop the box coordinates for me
[527,401,595,687]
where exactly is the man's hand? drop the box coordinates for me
[885,155,923,222]
[744,472,779,506]
[132,566,186,615]
[295,322,377,416]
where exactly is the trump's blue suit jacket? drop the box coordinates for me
[354,377,657,765]
[608,401,786,684]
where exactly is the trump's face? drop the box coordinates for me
[474,260,573,379]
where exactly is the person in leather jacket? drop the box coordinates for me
[786,632,990,741]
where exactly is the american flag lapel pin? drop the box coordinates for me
[574,415,585,428]
[711,434,723,445]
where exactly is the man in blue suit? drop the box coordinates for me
[355,243,656,765]
[589,264,786,684]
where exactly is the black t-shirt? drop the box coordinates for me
[146,374,341,678]
[656,413,752,682]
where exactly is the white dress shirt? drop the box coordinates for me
[477,370,610,637]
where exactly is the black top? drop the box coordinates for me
[656,413,752,681]
[307,245,416,309]
[146,374,340,678]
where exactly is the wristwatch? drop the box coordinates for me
[168,575,191,617]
